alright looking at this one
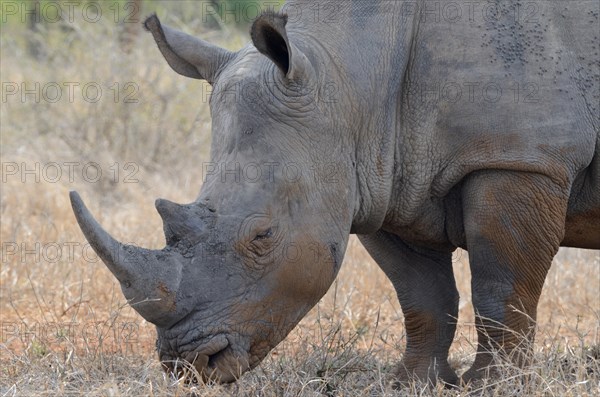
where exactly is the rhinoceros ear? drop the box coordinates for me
[250,12,313,81]
[144,14,234,84]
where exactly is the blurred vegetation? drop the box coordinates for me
[0,0,284,56]
[0,0,283,200]
[1,0,286,27]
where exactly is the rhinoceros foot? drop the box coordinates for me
[391,358,458,388]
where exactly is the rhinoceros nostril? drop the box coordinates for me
[207,346,229,369]
[187,334,230,370]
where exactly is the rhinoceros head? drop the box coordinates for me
[71,13,356,382]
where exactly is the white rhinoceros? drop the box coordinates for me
[71,0,599,385]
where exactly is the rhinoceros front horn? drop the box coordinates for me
[70,191,186,327]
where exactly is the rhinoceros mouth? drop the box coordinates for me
[161,333,251,383]
[201,344,249,383]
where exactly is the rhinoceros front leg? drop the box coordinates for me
[461,170,568,382]
[359,232,459,386]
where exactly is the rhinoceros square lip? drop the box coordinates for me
[206,344,229,370]
[189,333,229,358]
[170,334,232,381]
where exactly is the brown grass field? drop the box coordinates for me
[1,5,599,396]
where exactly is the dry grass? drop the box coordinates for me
[1,8,599,397]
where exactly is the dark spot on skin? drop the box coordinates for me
[329,242,340,272]
[243,127,253,135]
[157,281,177,312]
[158,282,170,294]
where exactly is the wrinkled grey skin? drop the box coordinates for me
[71,0,599,386]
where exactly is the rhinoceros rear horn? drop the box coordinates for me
[70,191,185,327]
[144,13,235,84]
[155,198,207,246]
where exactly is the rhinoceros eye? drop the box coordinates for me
[246,227,276,260]
[252,228,273,241]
